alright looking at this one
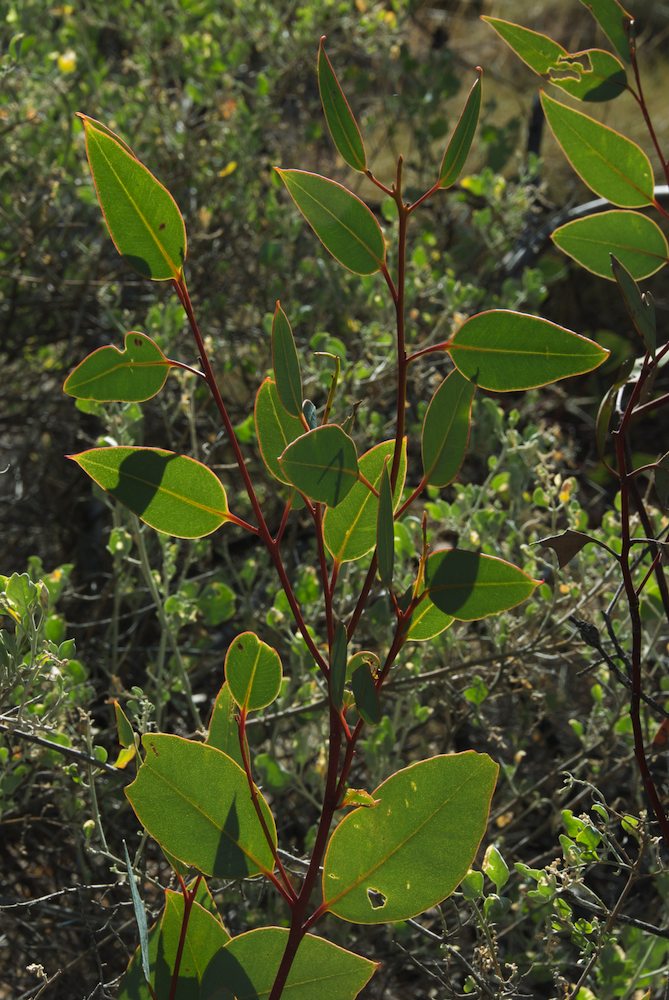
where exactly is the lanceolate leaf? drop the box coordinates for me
[118,890,230,1000]
[578,0,633,63]
[318,37,367,172]
[541,92,654,207]
[610,255,657,354]
[200,927,377,999]
[322,753,498,923]
[482,17,564,74]
[255,378,305,485]
[272,302,303,417]
[421,369,475,487]
[330,621,348,710]
[552,210,668,280]
[448,310,609,391]
[69,447,229,538]
[351,661,381,726]
[276,169,385,275]
[426,549,538,620]
[324,439,406,563]
[225,632,282,713]
[438,71,482,188]
[279,425,359,507]
[206,682,243,768]
[376,460,394,587]
[79,115,187,280]
[64,331,172,401]
[126,734,277,878]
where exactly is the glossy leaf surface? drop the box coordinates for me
[276,169,385,274]
[201,927,377,999]
[421,369,475,487]
[64,332,171,401]
[318,38,367,172]
[126,734,277,878]
[448,310,608,391]
[610,255,657,354]
[376,460,394,586]
[438,72,481,188]
[552,210,668,280]
[578,0,632,62]
[324,439,406,563]
[118,890,230,1000]
[323,752,498,923]
[80,116,186,280]
[280,425,359,507]
[272,302,303,417]
[255,378,305,485]
[541,92,654,207]
[206,682,243,768]
[69,447,228,538]
[225,632,282,713]
[426,549,538,621]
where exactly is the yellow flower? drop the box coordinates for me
[57,49,77,74]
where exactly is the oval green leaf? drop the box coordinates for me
[324,439,406,563]
[541,92,654,207]
[351,661,381,726]
[425,548,538,621]
[552,210,668,280]
[318,37,367,172]
[405,594,454,642]
[279,424,359,507]
[272,301,303,417]
[206,681,243,768]
[79,115,187,280]
[376,460,394,587]
[438,71,482,188]
[276,169,385,275]
[68,446,229,538]
[323,752,498,923]
[422,368,475,487]
[255,378,305,485]
[448,309,609,391]
[64,331,171,401]
[225,632,282,713]
[578,0,632,63]
[201,927,377,999]
[126,734,277,878]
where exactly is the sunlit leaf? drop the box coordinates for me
[113,700,135,749]
[255,378,305,485]
[405,594,454,643]
[552,210,668,280]
[318,37,367,172]
[225,632,282,713]
[206,682,243,768]
[323,752,498,923]
[69,447,229,538]
[279,425,359,507]
[272,302,303,417]
[64,332,172,401]
[448,310,609,391]
[276,169,385,274]
[421,369,475,486]
[425,549,538,621]
[126,734,277,878]
[438,72,481,188]
[79,115,187,280]
[482,17,564,74]
[541,92,654,207]
[578,0,633,63]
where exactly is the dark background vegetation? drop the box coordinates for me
[2,1,669,998]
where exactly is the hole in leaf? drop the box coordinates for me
[367,887,387,909]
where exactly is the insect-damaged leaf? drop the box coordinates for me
[64,332,172,401]
[225,632,282,713]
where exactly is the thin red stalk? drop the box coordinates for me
[407,340,449,363]
[628,45,669,185]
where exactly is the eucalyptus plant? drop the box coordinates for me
[65,36,608,1000]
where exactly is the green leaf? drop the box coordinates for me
[552,210,668,280]
[126,734,277,878]
[318,37,367,172]
[63,332,172,401]
[376,460,394,587]
[324,439,406,563]
[610,254,657,354]
[482,17,565,74]
[272,302,303,417]
[425,549,538,621]
[448,310,609,391]
[351,661,381,726]
[206,681,243,768]
[123,842,150,985]
[255,378,305,485]
[330,621,348,710]
[69,447,229,538]
[276,169,385,275]
[323,752,498,923]
[201,927,377,999]
[541,92,654,207]
[482,845,510,892]
[346,650,380,682]
[225,632,282,713]
[79,115,186,281]
[118,889,230,1000]
[578,0,633,63]
[113,700,135,749]
[279,425,359,507]
[421,369,475,487]
[438,71,481,188]
[405,594,454,642]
